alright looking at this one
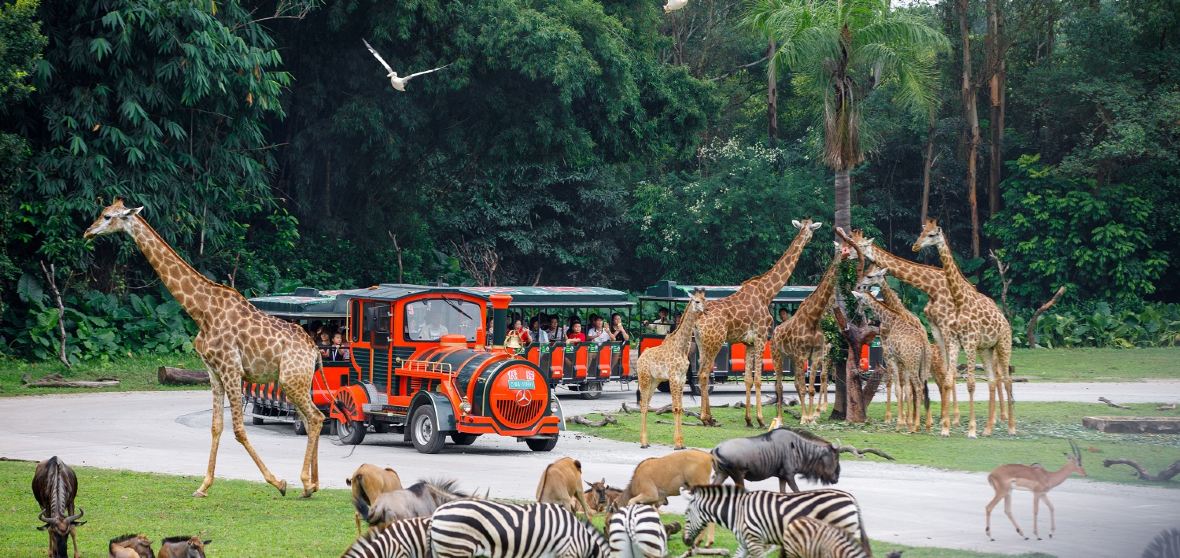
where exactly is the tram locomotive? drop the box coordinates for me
[326,285,563,453]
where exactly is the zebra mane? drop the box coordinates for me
[690,483,745,496]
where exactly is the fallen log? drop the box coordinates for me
[1103,459,1180,482]
[569,414,617,427]
[656,419,721,428]
[1157,403,1176,411]
[677,548,730,558]
[1098,397,1131,410]
[832,440,895,461]
[23,373,119,388]
[158,366,210,385]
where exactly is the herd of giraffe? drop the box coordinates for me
[635,217,1015,449]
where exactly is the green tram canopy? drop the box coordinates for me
[462,286,633,308]
[248,287,350,319]
[640,280,816,303]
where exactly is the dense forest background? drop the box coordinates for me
[1,0,1178,361]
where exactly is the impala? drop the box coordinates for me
[985,441,1086,540]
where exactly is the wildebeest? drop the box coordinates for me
[347,464,404,534]
[358,479,468,528]
[157,536,210,558]
[616,450,713,509]
[32,456,84,558]
[536,457,594,517]
[584,479,623,514]
[711,427,840,492]
[109,534,155,558]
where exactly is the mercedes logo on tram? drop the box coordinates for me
[515,389,533,407]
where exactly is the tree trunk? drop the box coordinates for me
[158,367,211,385]
[986,0,1005,223]
[959,0,981,257]
[920,108,937,226]
[767,38,778,143]
[834,168,851,236]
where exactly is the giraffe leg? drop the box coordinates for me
[742,357,754,428]
[792,357,807,424]
[804,357,817,424]
[671,371,686,450]
[998,340,1016,435]
[951,337,979,439]
[884,358,893,424]
[747,339,766,428]
[981,349,998,437]
[819,352,830,415]
[194,359,226,498]
[225,378,287,495]
[697,341,721,426]
[772,345,785,423]
[931,325,959,425]
[283,353,324,497]
[638,366,654,448]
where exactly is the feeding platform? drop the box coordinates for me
[1082,416,1180,434]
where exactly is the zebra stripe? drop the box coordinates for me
[782,516,868,558]
[430,500,608,558]
[341,517,431,558]
[608,504,667,558]
[684,485,870,558]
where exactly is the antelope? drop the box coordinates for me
[985,441,1086,541]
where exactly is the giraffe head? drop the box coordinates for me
[790,218,823,241]
[911,218,944,252]
[83,198,142,239]
[686,288,706,315]
[856,265,888,291]
[839,228,876,263]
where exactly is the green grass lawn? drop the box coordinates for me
[571,401,1180,488]
[1010,347,1180,382]
[0,353,205,397]
[0,461,1050,558]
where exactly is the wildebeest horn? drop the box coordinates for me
[66,508,84,523]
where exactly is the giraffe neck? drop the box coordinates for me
[665,306,700,355]
[741,229,811,306]
[935,238,973,309]
[794,255,842,327]
[879,283,921,326]
[127,216,228,323]
[871,249,947,300]
[862,293,902,333]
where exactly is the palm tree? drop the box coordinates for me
[744,0,949,234]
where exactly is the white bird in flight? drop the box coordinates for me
[664,0,688,13]
[363,39,451,92]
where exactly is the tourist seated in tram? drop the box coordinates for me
[510,318,532,344]
[528,316,540,343]
[315,329,332,350]
[609,312,630,343]
[566,322,587,343]
[644,307,673,335]
[417,310,449,340]
[327,332,350,361]
[777,307,790,325]
[586,315,611,344]
[539,315,564,344]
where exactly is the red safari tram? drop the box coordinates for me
[328,284,564,453]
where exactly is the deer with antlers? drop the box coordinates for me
[985,441,1086,541]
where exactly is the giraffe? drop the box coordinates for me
[693,219,823,428]
[913,219,1015,437]
[769,244,847,425]
[83,199,323,497]
[636,289,707,449]
[842,229,961,436]
[857,265,951,431]
[851,288,930,433]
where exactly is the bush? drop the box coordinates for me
[1013,301,1180,349]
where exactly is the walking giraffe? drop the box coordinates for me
[840,228,962,436]
[694,219,822,428]
[913,219,1015,437]
[769,244,847,424]
[83,199,323,497]
[636,289,706,449]
[851,287,931,432]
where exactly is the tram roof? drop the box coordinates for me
[248,287,350,318]
[463,286,633,308]
[640,280,816,303]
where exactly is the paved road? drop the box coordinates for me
[1,386,1177,557]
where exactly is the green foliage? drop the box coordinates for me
[985,155,1166,306]
[1013,302,1180,349]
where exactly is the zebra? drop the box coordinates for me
[782,516,869,558]
[430,500,609,558]
[683,485,871,558]
[607,504,667,558]
[341,517,431,558]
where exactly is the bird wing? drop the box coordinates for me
[362,39,394,75]
[403,63,452,81]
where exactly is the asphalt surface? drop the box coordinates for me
[1,382,1178,557]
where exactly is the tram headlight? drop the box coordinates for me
[459,398,471,414]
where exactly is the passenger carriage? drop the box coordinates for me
[464,286,635,400]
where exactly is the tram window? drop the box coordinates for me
[405,298,479,342]
[350,300,362,342]
[366,302,391,347]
